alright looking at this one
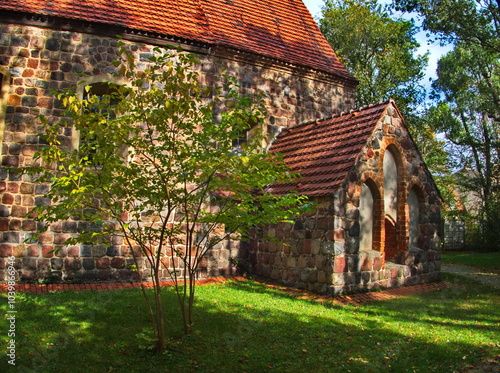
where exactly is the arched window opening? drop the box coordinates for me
[408,188,420,249]
[383,149,398,221]
[359,181,376,251]
[383,148,401,260]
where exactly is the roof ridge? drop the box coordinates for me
[0,0,355,80]
[283,99,391,134]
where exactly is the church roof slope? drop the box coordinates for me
[269,101,391,196]
[0,0,355,82]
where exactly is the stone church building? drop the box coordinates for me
[0,0,441,294]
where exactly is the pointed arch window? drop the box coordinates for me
[408,188,420,249]
[359,182,376,251]
[383,149,398,221]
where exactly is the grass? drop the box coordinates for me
[441,251,500,272]
[1,274,499,373]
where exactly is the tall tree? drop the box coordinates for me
[319,0,428,112]
[23,46,306,352]
[427,43,500,248]
[319,0,452,203]
[394,0,500,54]
[396,0,500,249]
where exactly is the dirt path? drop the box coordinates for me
[441,264,500,289]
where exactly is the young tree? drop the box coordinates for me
[23,45,306,352]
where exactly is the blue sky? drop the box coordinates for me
[302,0,323,17]
[302,0,453,89]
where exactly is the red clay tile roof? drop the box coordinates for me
[269,101,392,196]
[0,0,355,82]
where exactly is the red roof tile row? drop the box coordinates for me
[269,101,392,196]
[0,0,355,82]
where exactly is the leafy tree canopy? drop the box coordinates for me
[319,0,428,112]
[394,0,500,54]
[397,0,500,249]
[319,0,451,203]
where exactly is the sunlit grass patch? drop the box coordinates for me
[442,251,500,272]
[1,278,498,372]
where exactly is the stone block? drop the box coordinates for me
[23,257,37,270]
[96,257,110,269]
[38,233,53,244]
[80,245,92,257]
[97,269,112,281]
[333,241,345,255]
[311,240,321,255]
[346,236,359,254]
[42,245,54,258]
[307,269,318,283]
[317,270,326,283]
[92,245,107,257]
[106,245,120,256]
[334,256,346,273]
[27,244,40,257]
[3,232,20,243]
[34,196,51,206]
[360,258,373,271]
[8,219,21,231]
[361,271,371,285]
[0,244,13,257]
[82,258,95,270]
[347,256,359,272]
[64,258,82,271]
[22,220,36,231]
[270,268,280,280]
[303,240,311,254]
[38,259,50,272]
[315,256,325,270]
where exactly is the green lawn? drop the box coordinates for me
[441,251,500,272]
[1,274,499,373]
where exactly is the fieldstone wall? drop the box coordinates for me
[0,22,356,282]
[250,104,442,295]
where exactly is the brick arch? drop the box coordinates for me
[379,140,409,181]
[405,178,428,205]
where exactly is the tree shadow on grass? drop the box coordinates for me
[0,279,498,373]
